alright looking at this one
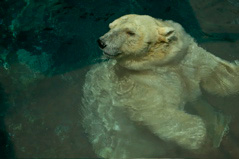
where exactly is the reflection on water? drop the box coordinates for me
[0,0,239,158]
[227,0,239,7]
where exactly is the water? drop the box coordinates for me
[0,0,239,158]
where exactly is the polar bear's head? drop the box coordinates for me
[98,14,191,69]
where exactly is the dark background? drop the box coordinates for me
[0,0,239,158]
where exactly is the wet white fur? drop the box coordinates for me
[82,15,239,158]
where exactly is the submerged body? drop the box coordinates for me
[82,14,239,158]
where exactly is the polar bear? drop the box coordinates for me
[82,14,239,158]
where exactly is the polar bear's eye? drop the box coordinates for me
[126,31,135,36]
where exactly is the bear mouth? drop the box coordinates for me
[103,52,121,58]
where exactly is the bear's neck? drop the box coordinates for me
[116,41,190,71]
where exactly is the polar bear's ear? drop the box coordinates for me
[157,27,175,42]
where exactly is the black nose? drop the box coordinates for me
[97,39,107,49]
